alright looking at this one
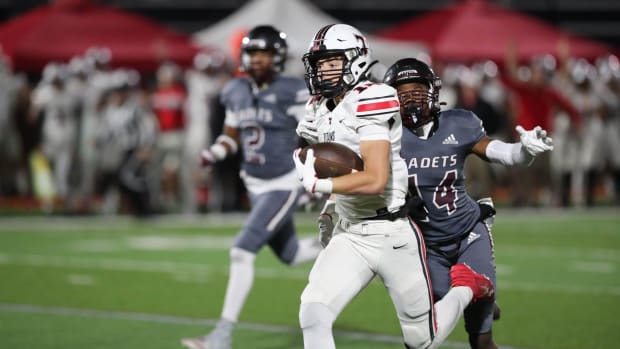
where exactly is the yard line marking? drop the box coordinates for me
[70,235,236,252]
[499,281,620,296]
[67,273,95,286]
[499,245,620,262]
[570,261,616,273]
[0,253,311,280]
[0,303,530,349]
[1,253,619,296]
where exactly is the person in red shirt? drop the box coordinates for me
[151,62,187,211]
[503,43,581,206]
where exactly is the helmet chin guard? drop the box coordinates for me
[303,24,374,98]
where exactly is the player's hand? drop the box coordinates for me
[200,149,216,168]
[296,119,318,144]
[516,125,554,156]
[317,199,336,247]
[477,197,496,228]
[317,213,334,247]
[406,194,427,221]
[293,148,319,192]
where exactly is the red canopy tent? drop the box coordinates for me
[0,0,210,73]
[376,0,615,63]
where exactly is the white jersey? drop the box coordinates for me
[306,80,408,220]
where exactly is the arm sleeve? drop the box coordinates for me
[485,139,533,166]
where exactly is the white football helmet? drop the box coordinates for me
[302,24,375,98]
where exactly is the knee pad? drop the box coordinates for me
[299,302,335,330]
[402,326,432,349]
[229,247,256,265]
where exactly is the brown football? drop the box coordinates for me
[299,142,364,178]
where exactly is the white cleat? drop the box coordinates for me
[181,332,231,349]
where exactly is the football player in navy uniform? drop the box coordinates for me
[383,58,554,349]
[181,25,322,349]
[294,24,495,349]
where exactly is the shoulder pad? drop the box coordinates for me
[221,77,249,96]
[353,83,399,118]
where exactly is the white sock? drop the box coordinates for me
[291,237,322,266]
[221,247,256,322]
[300,302,336,349]
[428,286,473,349]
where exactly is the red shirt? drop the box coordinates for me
[502,78,580,132]
[152,84,187,132]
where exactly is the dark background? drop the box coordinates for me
[1,0,619,49]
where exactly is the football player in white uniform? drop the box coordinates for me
[293,24,495,349]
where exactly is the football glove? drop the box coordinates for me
[317,214,334,247]
[477,197,496,229]
[406,194,427,221]
[296,118,318,144]
[292,148,332,194]
[317,199,336,247]
[516,125,554,156]
[200,149,216,167]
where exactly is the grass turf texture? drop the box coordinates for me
[0,210,618,349]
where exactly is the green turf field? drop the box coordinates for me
[0,210,618,349]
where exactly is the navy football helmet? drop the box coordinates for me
[240,25,288,73]
[383,58,442,130]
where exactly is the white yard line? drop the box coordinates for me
[0,253,311,280]
[0,303,528,349]
[1,253,619,296]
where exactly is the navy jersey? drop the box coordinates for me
[221,76,308,179]
[400,109,486,243]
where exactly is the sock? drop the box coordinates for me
[210,318,234,336]
[291,237,322,266]
[221,247,255,323]
[428,287,473,349]
[300,302,336,349]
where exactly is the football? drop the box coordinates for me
[299,142,364,178]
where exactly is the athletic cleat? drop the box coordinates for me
[181,332,231,349]
[450,263,495,302]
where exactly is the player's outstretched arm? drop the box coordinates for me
[472,125,553,167]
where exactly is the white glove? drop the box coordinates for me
[292,148,332,194]
[200,149,216,167]
[296,118,319,144]
[317,199,336,247]
[516,125,554,156]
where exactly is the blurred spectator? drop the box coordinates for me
[554,55,605,207]
[503,43,581,206]
[30,63,76,209]
[0,50,23,196]
[77,47,118,211]
[455,67,505,198]
[151,62,187,211]
[95,76,157,217]
[474,60,510,124]
[595,55,620,204]
[183,51,232,214]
